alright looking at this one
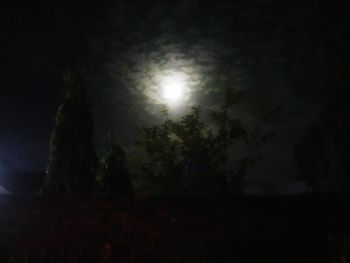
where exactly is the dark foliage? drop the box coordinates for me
[294,91,350,193]
[294,123,330,190]
[96,132,133,200]
[135,89,275,194]
[42,69,98,195]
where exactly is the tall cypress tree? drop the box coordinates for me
[42,69,98,195]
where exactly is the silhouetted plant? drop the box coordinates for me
[294,123,330,191]
[135,89,275,194]
[42,69,98,195]
[96,132,133,199]
[294,94,350,193]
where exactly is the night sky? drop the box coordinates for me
[0,0,347,191]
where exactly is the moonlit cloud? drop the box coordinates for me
[110,31,242,118]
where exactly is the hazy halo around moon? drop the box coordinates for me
[114,38,226,117]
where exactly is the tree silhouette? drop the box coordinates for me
[294,123,330,190]
[294,92,350,193]
[96,132,133,199]
[42,69,98,195]
[135,89,275,194]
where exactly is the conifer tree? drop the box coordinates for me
[42,69,98,194]
[97,132,133,199]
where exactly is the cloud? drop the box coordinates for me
[0,185,12,194]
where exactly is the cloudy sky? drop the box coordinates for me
[0,0,346,187]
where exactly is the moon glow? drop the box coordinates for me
[158,72,189,106]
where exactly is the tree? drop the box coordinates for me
[42,69,98,195]
[294,123,330,191]
[96,132,133,199]
[294,93,350,193]
[135,89,275,195]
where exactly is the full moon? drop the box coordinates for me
[158,72,189,106]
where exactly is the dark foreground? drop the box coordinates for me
[1,194,350,262]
